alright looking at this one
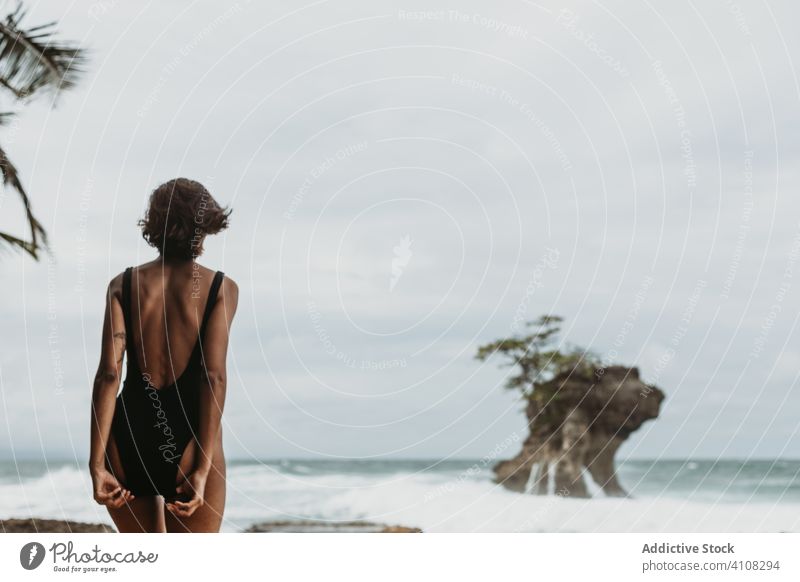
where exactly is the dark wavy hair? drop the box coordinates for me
[139,178,231,260]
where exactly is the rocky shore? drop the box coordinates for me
[245,520,421,533]
[2,518,421,533]
[1,518,114,533]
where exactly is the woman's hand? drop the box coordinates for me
[166,470,208,518]
[91,468,134,508]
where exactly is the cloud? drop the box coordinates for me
[1,0,799,460]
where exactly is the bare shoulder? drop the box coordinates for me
[107,271,125,302]
[221,275,239,302]
[193,263,217,280]
[219,275,239,315]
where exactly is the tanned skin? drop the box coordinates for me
[89,257,238,532]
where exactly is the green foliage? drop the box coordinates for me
[475,315,599,399]
[0,4,85,260]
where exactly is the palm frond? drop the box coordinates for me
[0,230,38,256]
[0,141,46,259]
[0,4,86,261]
[0,3,86,99]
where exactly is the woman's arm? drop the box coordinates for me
[169,276,238,517]
[89,275,134,507]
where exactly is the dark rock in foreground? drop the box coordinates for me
[245,520,422,533]
[1,518,115,533]
[2,517,422,533]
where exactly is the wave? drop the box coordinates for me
[1,462,798,532]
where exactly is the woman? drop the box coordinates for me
[88,178,238,532]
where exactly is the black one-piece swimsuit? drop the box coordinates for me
[110,267,224,497]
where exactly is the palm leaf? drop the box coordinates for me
[0,230,40,256]
[0,3,85,260]
[0,141,46,259]
[0,4,85,99]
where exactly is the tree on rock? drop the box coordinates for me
[476,315,664,498]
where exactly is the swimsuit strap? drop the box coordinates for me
[121,266,141,372]
[122,267,222,367]
[199,271,224,338]
[121,267,134,348]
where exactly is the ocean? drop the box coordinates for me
[1,459,798,532]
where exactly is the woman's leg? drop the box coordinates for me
[107,497,166,533]
[105,434,166,532]
[164,437,226,533]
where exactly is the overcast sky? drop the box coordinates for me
[0,0,799,461]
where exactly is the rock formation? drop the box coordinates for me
[494,365,664,497]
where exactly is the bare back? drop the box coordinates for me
[91,178,237,532]
[127,261,223,389]
[103,258,238,530]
